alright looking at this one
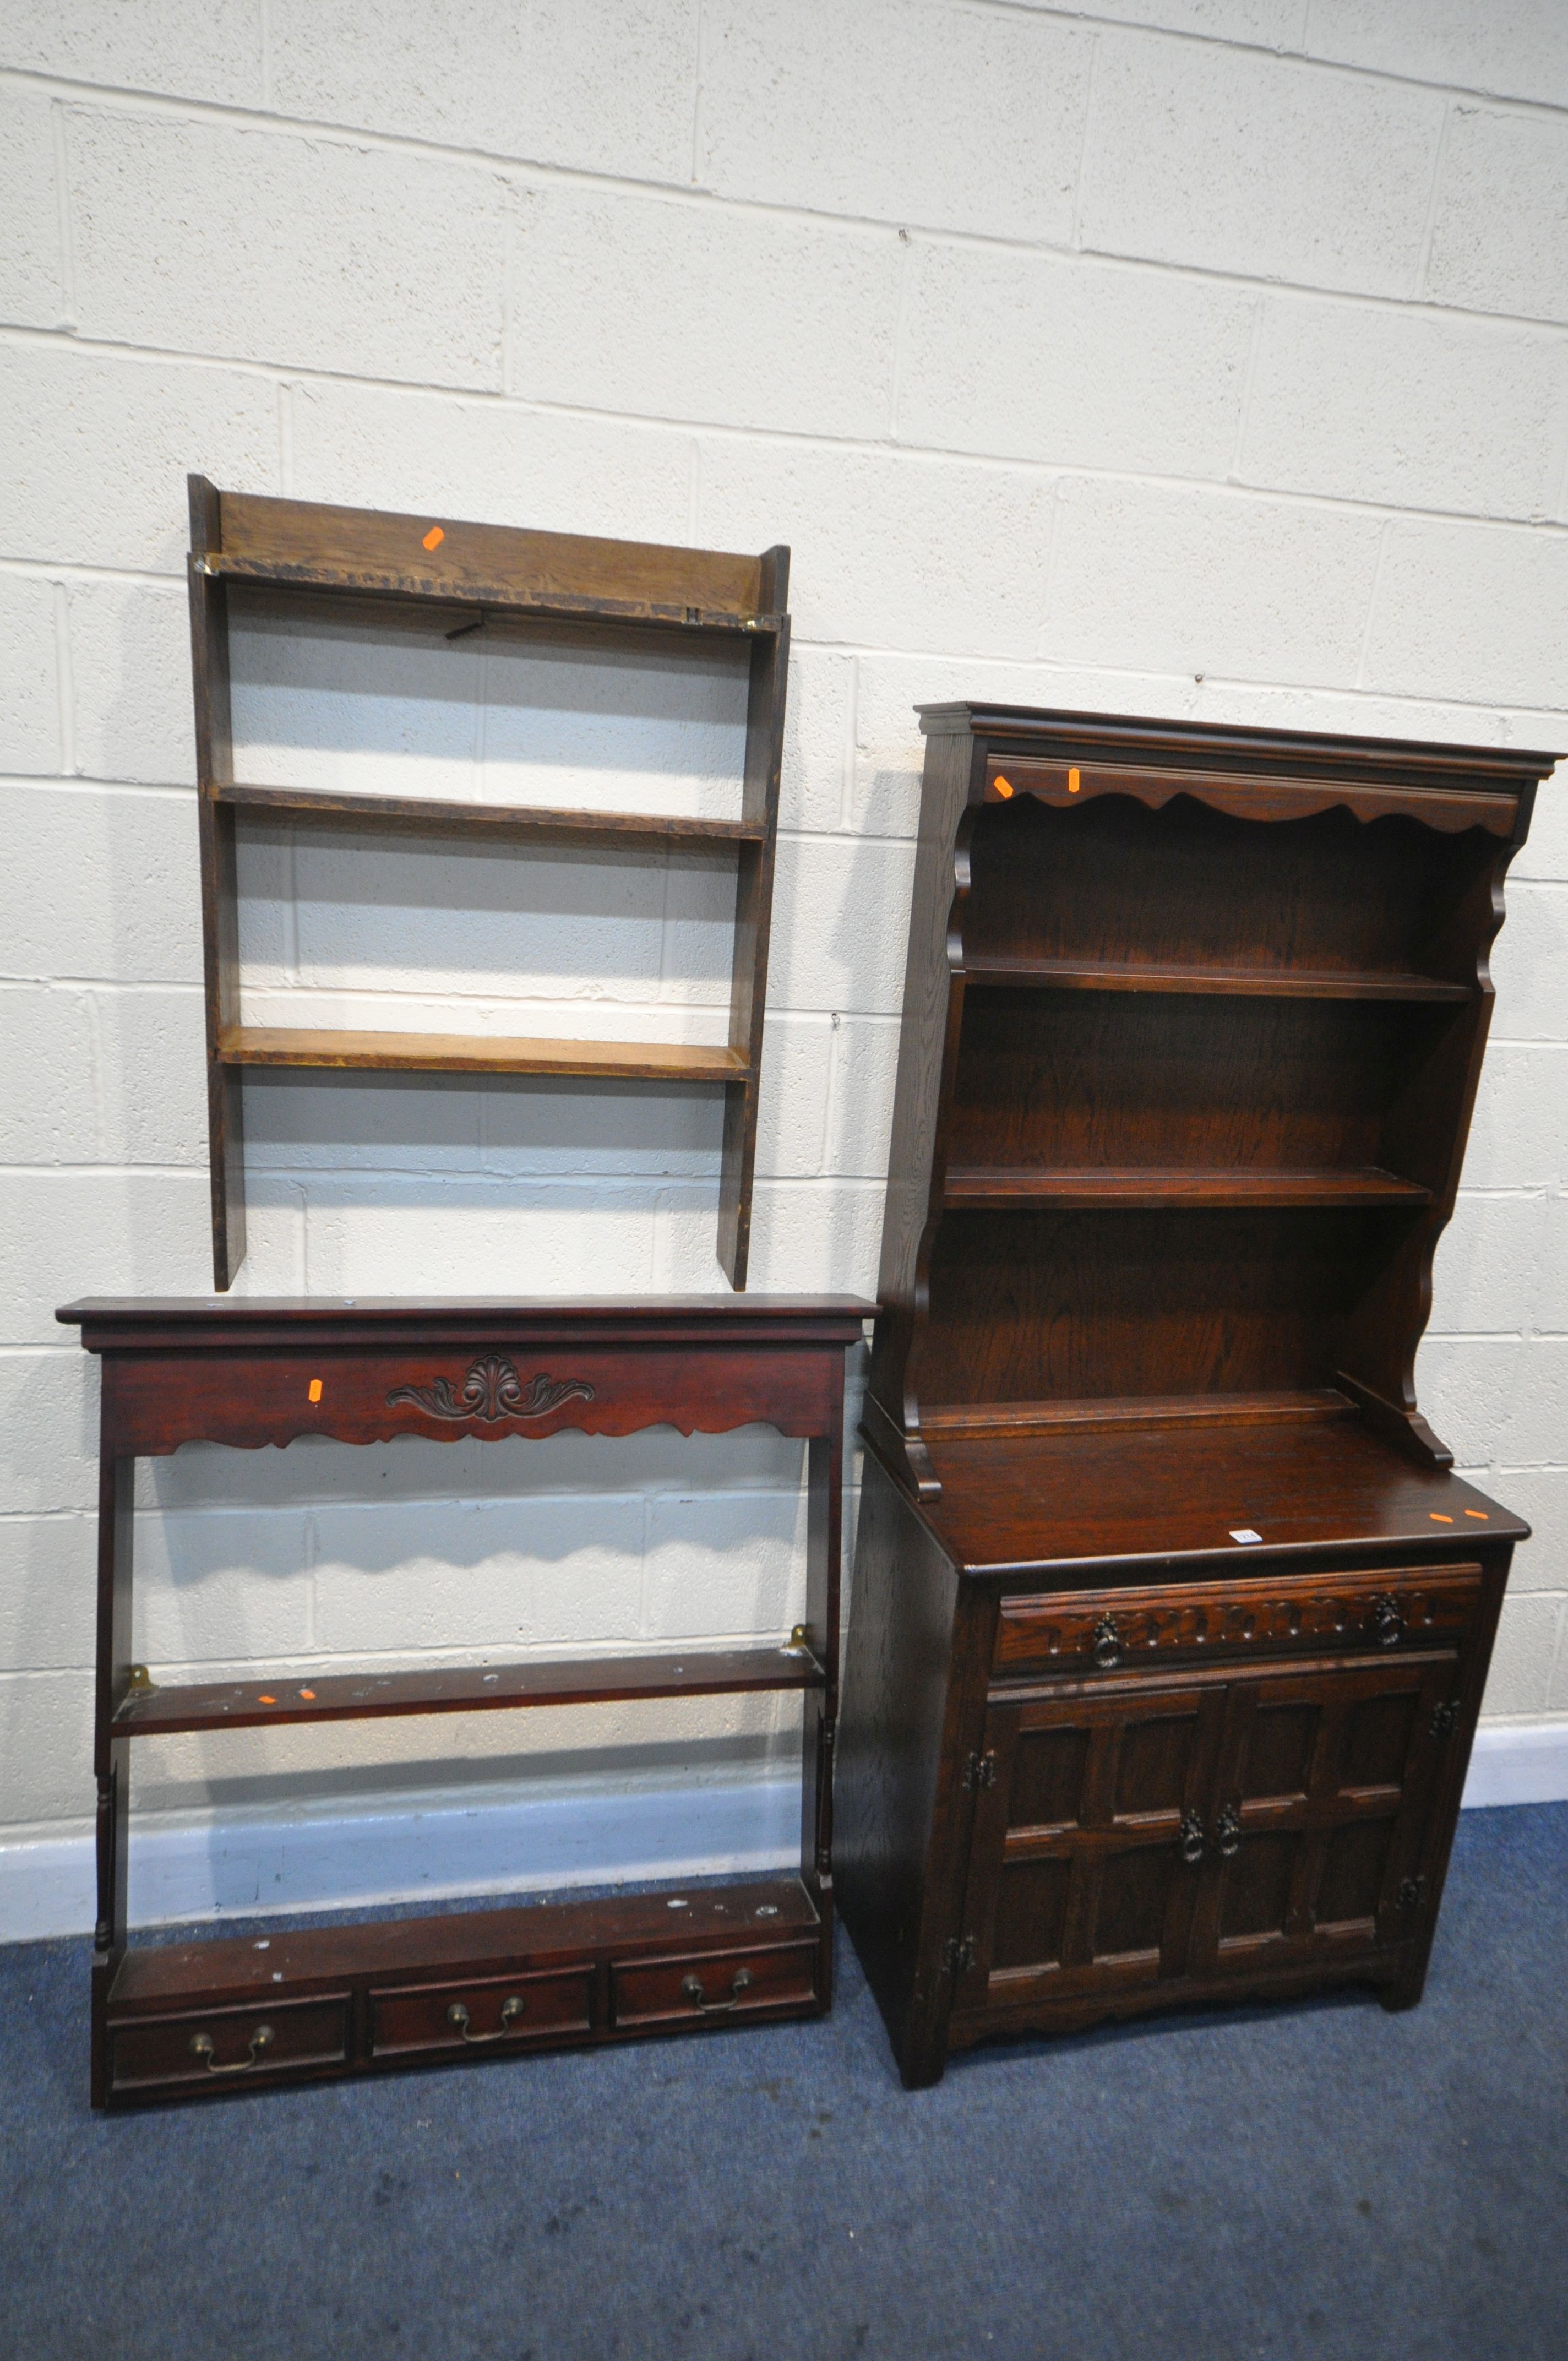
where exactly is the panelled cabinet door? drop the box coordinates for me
[1187,1652,1461,1981]
[957,1683,1227,2014]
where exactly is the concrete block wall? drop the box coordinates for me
[2,2,1566,1933]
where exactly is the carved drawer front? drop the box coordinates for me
[993,1565,1482,1683]
[109,1994,349,2095]
[369,1966,593,2059]
[611,1940,819,2030]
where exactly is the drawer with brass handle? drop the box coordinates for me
[370,1966,593,2059]
[611,1940,819,2030]
[108,1994,349,2095]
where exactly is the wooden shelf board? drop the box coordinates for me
[915,1418,1527,1579]
[941,1167,1433,1210]
[206,553,777,636]
[113,1644,824,1737]
[214,782,764,847]
[217,1026,749,1081]
[109,1876,823,2011]
[921,1390,1357,1440]
[962,955,1471,1003]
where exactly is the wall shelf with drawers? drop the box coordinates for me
[837,703,1556,2087]
[59,1292,871,2110]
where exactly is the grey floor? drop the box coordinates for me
[2,1803,1564,2361]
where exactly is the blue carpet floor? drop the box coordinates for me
[2,1803,1564,2361]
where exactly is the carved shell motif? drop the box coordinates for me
[385,1356,595,1424]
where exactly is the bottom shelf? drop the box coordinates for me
[101,1876,826,2106]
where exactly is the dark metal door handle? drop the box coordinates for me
[1214,1804,1242,1859]
[1091,1613,1123,1670]
[1179,1810,1206,1865]
[1369,1593,1404,1647]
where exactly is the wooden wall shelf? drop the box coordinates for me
[187,478,791,1290]
[839,702,1556,2087]
[59,1292,872,2108]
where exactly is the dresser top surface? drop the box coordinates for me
[911,1417,1526,1581]
[58,1293,876,1353]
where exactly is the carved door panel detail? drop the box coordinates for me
[1187,1652,1460,1980]
[957,1683,1228,2011]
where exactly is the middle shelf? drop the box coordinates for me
[941,1167,1434,1210]
[113,1644,825,1737]
[217,1026,750,1081]
[960,954,1472,1002]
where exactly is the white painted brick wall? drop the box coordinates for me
[2,3,1566,1922]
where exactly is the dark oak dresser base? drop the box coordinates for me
[840,1424,1520,2088]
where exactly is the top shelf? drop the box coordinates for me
[197,488,786,637]
[961,955,1472,1003]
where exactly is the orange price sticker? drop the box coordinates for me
[298,1688,317,1700]
[258,1693,277,1705]
[1068,766,1081,793]
[1429,1513,1454,1524]
[422,525,445,551]
[1464,1509,1488,1520]
[307,1378,323,1403]
[992,776,1015,799]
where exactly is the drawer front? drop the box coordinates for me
[994,1564,1483,1683]
[371,1966,592,2058]
[110,1995,349,2093]
[612,1940,819,2030]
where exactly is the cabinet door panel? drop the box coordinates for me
[1193,1651,1458,1978]
[959,1683,1226,2009]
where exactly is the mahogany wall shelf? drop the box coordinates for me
[59,1292,872,2109]
[838,703,1557,2087]
[187,478,791,1290]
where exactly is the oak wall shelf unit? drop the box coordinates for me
[186,477,791,1290]
[60,1292,872,2110]
[837,703,1556,2087]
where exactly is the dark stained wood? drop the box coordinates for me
[113,1644,824,1736]
[216,1025,749,1081]
[992,1564,1483,1677]
[101,1878,823,2104]
[962,954,1472,1002]
[188,476,246,1291]
[841,703,1550,2085]
[63,1306,873,1464]
[209,488,772,625]
[941,1168,1431,1210]
[66,1294,867,2108]
[718,546,791,1289]
[981,754,1517,835]
[217,781,767,846]
[911,1417,1525,1582]
[187,477,791,1289]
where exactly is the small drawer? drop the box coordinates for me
[994,1564,1483,1683]
[370,1966,592,2059]
[110,1995,349,2094]
[612,1940,819,2031]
